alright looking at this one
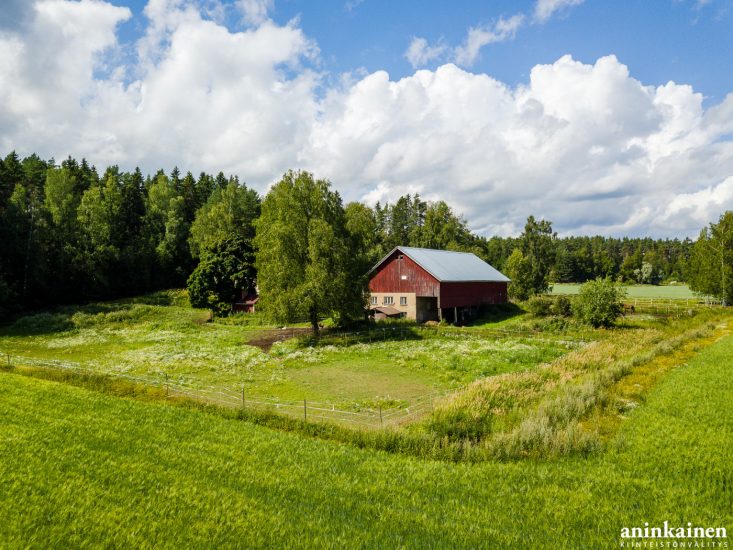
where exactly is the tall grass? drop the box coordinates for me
[423,312,725,460]
[1,332,731,547]
[2,293,728,463]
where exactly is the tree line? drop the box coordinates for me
[0,150,729,322]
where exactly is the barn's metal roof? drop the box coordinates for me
[370,246,510,283]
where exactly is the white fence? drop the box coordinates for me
[3,354,449,429]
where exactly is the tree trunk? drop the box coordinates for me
[310,307,320,337]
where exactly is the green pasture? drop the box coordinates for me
[1,329,731,547]
[0,291,572,409]
[551,283,697,299]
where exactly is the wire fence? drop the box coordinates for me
[2,354,451,429]
[625,297,724,315]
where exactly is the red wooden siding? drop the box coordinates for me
[368,251,440,296]
[439,281,508,308]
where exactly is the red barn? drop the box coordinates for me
[368,246,510,324]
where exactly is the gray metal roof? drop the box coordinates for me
[373,246,510,282]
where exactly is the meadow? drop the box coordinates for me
[0,292,574,411]
[1,290,729,458]
[0,328,731,547]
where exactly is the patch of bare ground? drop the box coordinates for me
[246,328,313,351]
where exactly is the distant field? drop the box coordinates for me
[551,283,697,299]
[1,330,730,547]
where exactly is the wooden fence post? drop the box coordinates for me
[379,404,383,427]
[303,399,307,421]
[241,385,245,409]
[164,372,169,397]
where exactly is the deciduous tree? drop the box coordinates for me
[688,211,733,304]
[254,171,364,332]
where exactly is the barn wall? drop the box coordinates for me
[439,282,508,308]
[368,251,440,297]
[369,292,417,319]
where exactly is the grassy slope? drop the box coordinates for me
[1,333,731,548]
[0,295,571,407]
[552,283,696,299]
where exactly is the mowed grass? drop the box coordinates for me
[552,283,696,299]
[1,331,731,547]
[0,291,571,408]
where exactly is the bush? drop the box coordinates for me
[572,278,626,327]
[527,296,553,317]
[551,295,573,317]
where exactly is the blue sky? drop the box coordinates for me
[113,0,733,103]
[1,0,733,237]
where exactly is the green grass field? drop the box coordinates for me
[0,292,573,410]
[1,329,730,547]
[551,283,697,299]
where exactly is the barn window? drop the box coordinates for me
[383,296,394,305]
[370,296,377,305]
[400,297,407,306]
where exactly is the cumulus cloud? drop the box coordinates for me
[303,55,733,237]
[236,0,273,26]
[1,1,733,238]
[662,177,733,227]
[1,0,317,182]
[454,14,524,67]
[534,0,584,23]
[404,37,446,68]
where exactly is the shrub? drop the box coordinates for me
[527,296,553,317]
[551,295,573,317]
[572,278,626,327]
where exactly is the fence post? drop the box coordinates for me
[303,399,307,421]
[379,404,383,427]
[241,385,245,409]
[164,372,169,397]
[6,353,10,367]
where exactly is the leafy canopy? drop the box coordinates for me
[254,170,365,332]
[189,181,260,258]
[687,211,733,305]
[572,278,626,327]
[187,237,256,316]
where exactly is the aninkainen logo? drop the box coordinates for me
[619,522,729,548]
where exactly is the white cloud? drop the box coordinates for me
[1,1,733,238]
[662,177,733,227]
[534,0,584,23]
[236,0,273,26]
[303,55,733,237]
[404,37,446,68]
[454,14,524,67]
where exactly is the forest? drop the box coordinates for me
[0,151,719,319]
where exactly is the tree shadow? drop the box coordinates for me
[0,302,139,336]
[466,303,526,326]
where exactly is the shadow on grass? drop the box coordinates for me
[0,290,197,337]
[0,303,134,336]
[292,325,425,349]
[466,303,526,326]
